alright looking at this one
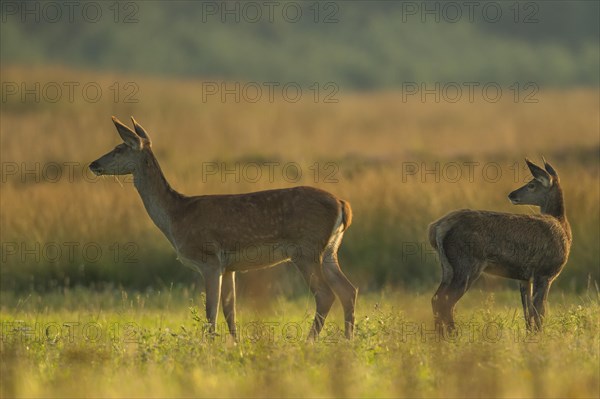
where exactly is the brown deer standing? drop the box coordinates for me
[90,117,357,340]
[428,158,572,333]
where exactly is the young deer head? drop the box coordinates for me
[89,117,152,176]
[508,158,561,212]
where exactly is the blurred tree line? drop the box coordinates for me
[1,1,598,88]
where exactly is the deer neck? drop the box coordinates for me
[133,149,182,239]
[542,184,571,241]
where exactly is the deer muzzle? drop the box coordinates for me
[89,161,103,176]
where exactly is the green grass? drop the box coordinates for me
[1,288,598,398]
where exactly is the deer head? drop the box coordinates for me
[89,117,152,176]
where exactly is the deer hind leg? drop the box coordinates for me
[432,256,454,333]
[432,282,449,334]
[221,271,237,340]
[322,247,357,339]
[440,259,482,335]
[531,277,551,332]
[519,280,534,331]
[294,255,336,341]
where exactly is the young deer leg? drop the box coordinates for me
[294,256,336,341]
[441,261,481,335]
[322,249,357,339]
[203,268,223,337]
[532,277,551,331]
[519,280,534,331]
[221,271,237,340]
[432,282,450,334]
[432,236,454,334]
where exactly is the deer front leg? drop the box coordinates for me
[203,268,223,337]
[531,277,551,332]
[519,280,534,331]
[221,271,237,340]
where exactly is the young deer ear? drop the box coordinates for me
[525,158,552,187]
[112,116,142,150]
[131,116,152,146]
[541,156,559,181]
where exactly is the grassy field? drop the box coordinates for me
[1,289,599,398]
[1,65,599,397]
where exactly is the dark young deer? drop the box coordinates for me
[90,117,357,340]
[428,158,572,333]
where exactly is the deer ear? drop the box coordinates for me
[525,158,551,187]
[131,116,152,146]
[542,156,559,181]
[112,116,142,150]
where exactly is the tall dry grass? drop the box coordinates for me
[1,65,598,293]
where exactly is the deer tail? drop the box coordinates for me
[340,200,353,231]
[428,217,455,284]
